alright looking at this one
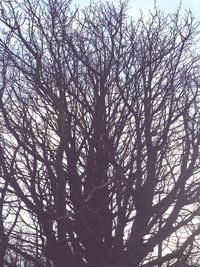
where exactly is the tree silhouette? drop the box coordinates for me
[0,0,200,267]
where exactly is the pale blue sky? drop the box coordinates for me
[129,0,200,19]
[72,0,200,20]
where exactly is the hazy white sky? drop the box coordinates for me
[73,0,200,20]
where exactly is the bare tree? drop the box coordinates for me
[0,0,200,267]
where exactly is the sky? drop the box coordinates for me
[128,0,200,19]
[72,0,200,20]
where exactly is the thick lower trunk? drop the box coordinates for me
[45,238,78,267]
[52,242,78,267]
[0,238,7,266]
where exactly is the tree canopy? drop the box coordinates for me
[0,1,200,267]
